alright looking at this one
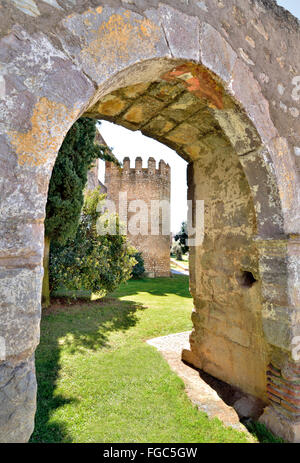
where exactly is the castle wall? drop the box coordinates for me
[105,157,171,278]
[1,0,300,442]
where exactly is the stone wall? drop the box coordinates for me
[0,0,300,442]
[105,157,171,277]
[184,143,269,402]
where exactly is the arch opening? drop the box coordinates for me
[1,1,300,443]
[79,62,273,406]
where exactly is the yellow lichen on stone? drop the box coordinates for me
[8,97,78,168]
[81,11,161,68]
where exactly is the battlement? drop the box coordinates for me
[105,157,170,184]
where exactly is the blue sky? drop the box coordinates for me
[276,1,300,19]
[98,1,299,234]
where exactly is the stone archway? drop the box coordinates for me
[0,1,299,443]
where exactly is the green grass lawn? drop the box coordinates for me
[31,275,257,443]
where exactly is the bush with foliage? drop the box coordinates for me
[50,188,137,296]
[174,221,189,255]
[131,252,145,279]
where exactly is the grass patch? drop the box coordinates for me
[244,421,283,444]
[31,276,255,443]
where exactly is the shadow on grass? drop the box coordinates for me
[30,296,145,443]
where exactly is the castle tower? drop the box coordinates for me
[85,131,109,194]
[105,157,171,278]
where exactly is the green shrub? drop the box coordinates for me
[131,252,145,279]
[50,188,137,296]
[174,221,189,255]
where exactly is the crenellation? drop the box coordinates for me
[135,156,143,173]
[123,157,131,172]
[148,157,156,174]
[111,157,172,183]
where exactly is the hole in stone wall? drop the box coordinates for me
[237,270,257,288]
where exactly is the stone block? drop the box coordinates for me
[123,96,164,124]
[0,266,42,359]
[59,6,170,85]
[234,395,265,420]
[0,220,44,263]
[262,316,293,351]
[165,123,199,145]
[260,406,300,443]
[161,92,205,122]
[187,108,219,136]
[0,356,36,443]
[239,149,284,237]
[96,94,128,117]
[159,4,200,61]
[213,108,261,155]
[229,59,277,145]
[143,115,175,136]
[200,22,237,83]
[148,82,183,102]
[121,82,151,99]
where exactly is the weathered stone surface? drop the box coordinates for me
[165,123,200,145]
[143,115,175,136]
[0,266,41,359]
[121,82,150,99]
[148,81,183,102]
[200,23,237,83]
[159,4,200,61]
[234,395,265,420]
[161,92,205,122]
[267,137,300,235]
[58,6,170,86]
[0,220,44,261]
[187,109,220,136]
[239,149,284,238]
[262,317,293,352]
[0,0,299,444]
[213,108,261,155]
[148,331,253,437]
[0,356,36,443]
[123,96,165,124]
[229,59,277,146]
[260,403,300,443]
[186,141,269,401]
[95,94,128,117]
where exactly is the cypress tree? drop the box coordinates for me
[42,117,117,307]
